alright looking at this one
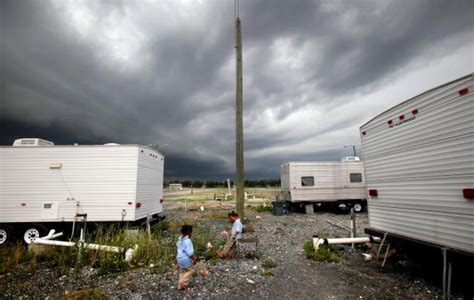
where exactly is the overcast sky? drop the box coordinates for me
[1,0,473,179]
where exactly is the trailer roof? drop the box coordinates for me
[360,73,473,129]
[281,160,363,167]
[0,144,165,157]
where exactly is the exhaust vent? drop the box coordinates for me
[13,138,54,147]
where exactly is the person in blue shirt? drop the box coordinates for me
[218,211,243,258]
[176,224,196,290]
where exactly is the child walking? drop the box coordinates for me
[176,224,196,290]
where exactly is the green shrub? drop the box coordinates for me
[303,240,342,262]
[303,240,316,259]
[252,204,272,213]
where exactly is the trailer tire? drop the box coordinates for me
[0,225,14,246]
[23,224,47,244]
[353,203,363,213]
[336,203,350,214]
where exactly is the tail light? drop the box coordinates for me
[463,189,474,200]
[160,198,164,203]
[135,202,142,208]
[369,189,378,197]
[459,88,469,96]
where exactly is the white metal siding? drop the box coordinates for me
[360,74,474,253]
[280,162,367,203]
[135,147,164,220]
[0,145,157,223]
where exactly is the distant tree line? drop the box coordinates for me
[165,179,280,188]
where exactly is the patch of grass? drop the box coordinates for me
[0,243,35,274]
[314,245,342,263]
[261,259,277,269]
[250,204,273,213]
[0,215,227,277]
[96,259,129,275]
[202,210,229,220]
[152,219,170,233]
[58,288,106,300]
[259,269,274,276]
[303,240,342,263]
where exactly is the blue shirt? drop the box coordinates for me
[232,218,243,240]
[176,236,194,268]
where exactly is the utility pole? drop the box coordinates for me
[235,4,244,218]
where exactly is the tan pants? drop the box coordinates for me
[178,267,194,289]
[222,238,236,257]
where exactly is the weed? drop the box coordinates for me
[0,213,228,277]
[202,210,229,220]
[152,219,171,233]
[259,270,274,276]
[96,258,128,275]
[261,259,277,269]
[58,288,106,300]
[314,245,342,263]
[251,204,273,213]
[303,240,342,262]
[0,243,35,274]
[303,241,316,259]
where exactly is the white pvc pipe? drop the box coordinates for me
[83,243,123,253]
[34,238,75,247]
[34,238,134,261]
[313,236,381,250]
[43,230,64,240]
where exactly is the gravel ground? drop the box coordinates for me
[1,209,445,299]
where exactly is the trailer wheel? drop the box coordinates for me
[337,203,350,214]
[23,224,46,244]
[0,225,14,245]
[353,203,363,213]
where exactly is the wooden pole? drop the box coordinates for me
[235,17,244,218]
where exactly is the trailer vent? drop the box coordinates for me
[49,162,63,169]
[13,138,54,147]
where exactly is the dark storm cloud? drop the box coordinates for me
[1,0,472,179]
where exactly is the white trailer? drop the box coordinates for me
[360,74,474,255]
[0,138,165,245]
[280,156,367,213]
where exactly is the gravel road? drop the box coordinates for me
[1,209,444,299]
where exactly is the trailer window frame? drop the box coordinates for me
[350,173,363,183]
[301,176,314,186]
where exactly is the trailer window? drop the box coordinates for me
[350,173,363,183]
[301,176,314,186]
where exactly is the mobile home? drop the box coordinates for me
[0,139,165,245]
[360,74,474,255]
[280,156,367,213]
